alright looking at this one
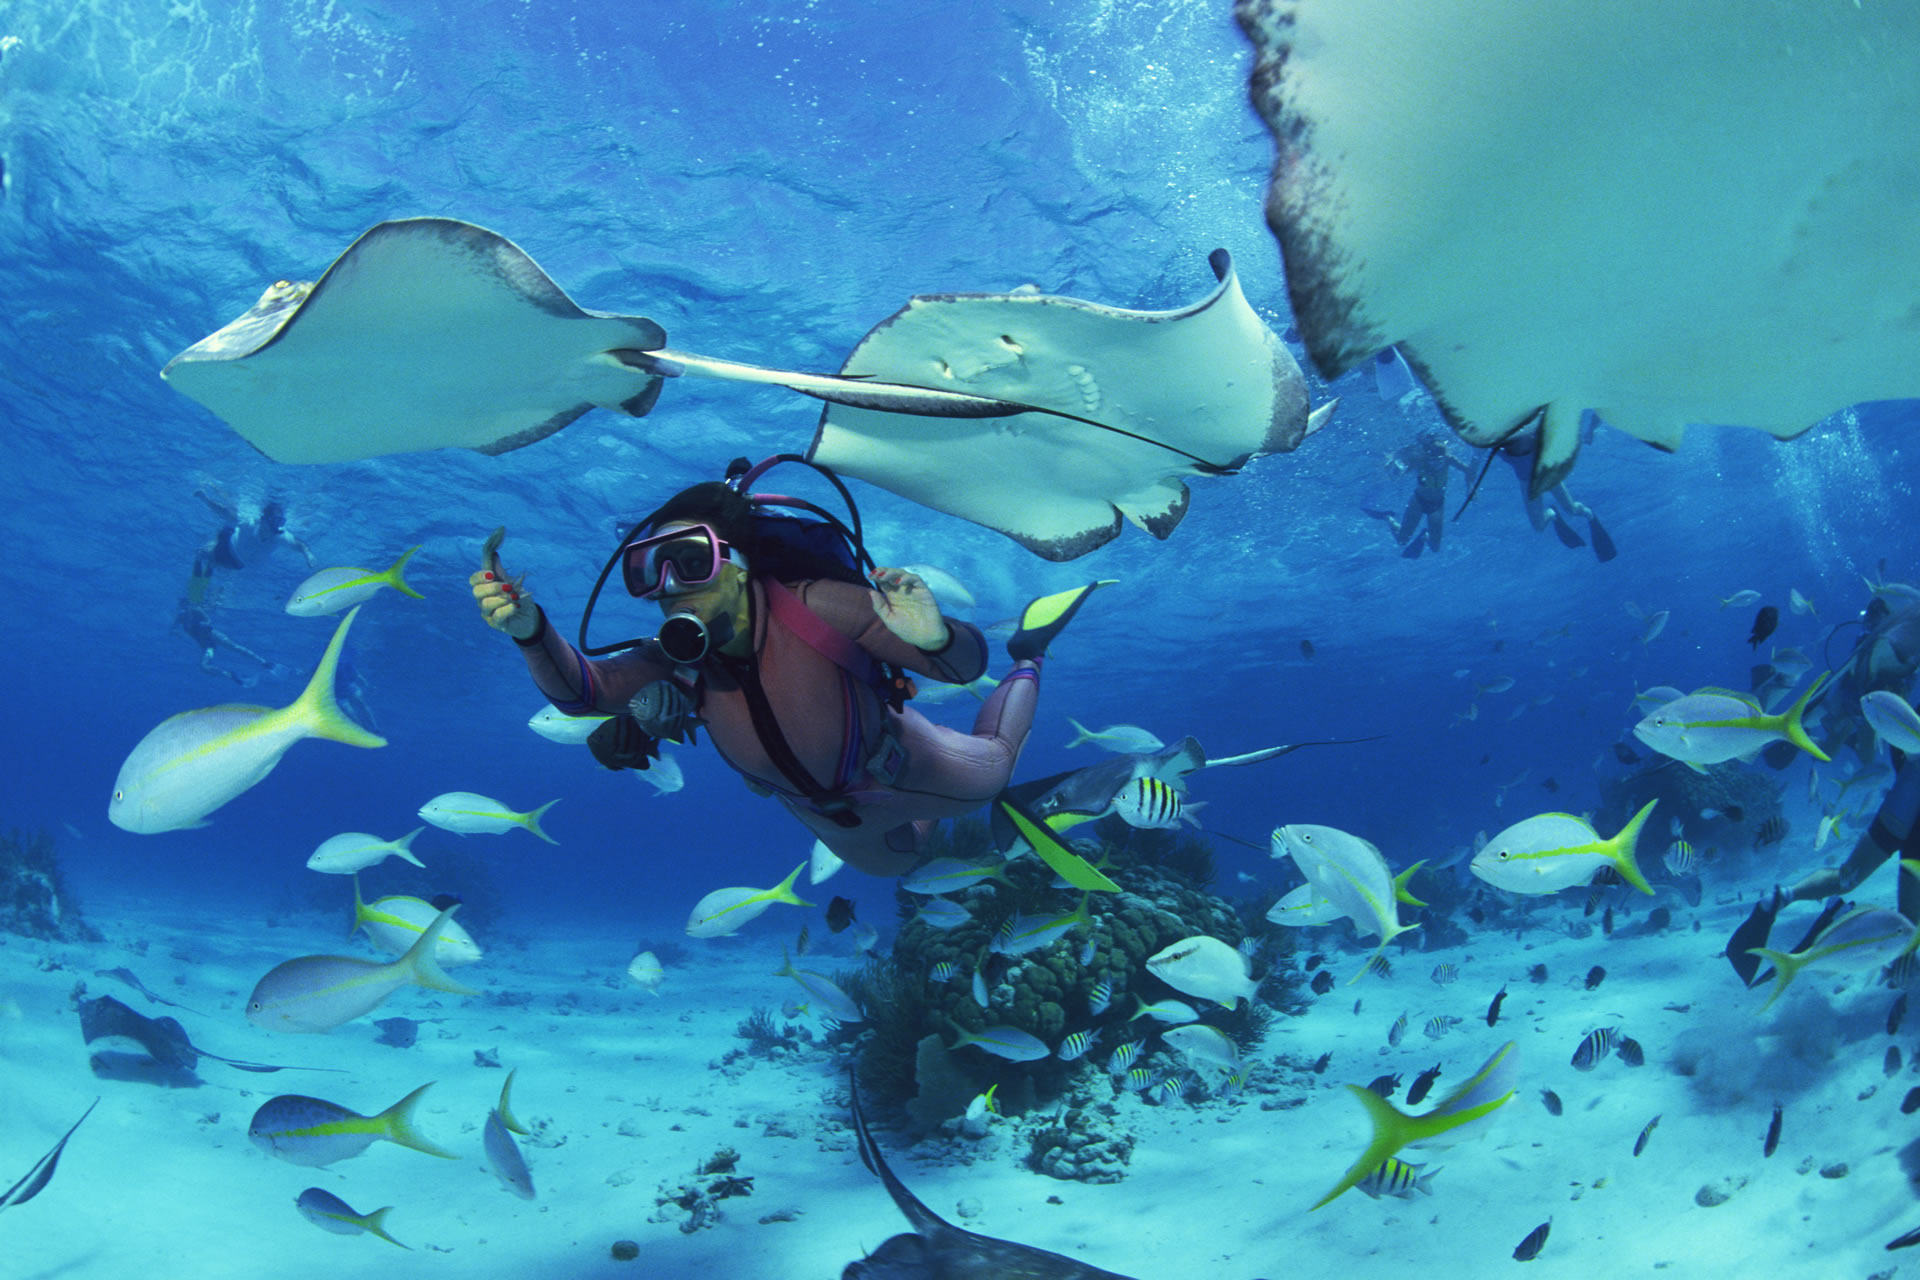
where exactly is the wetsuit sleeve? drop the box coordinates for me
[797,579,989,684]
[512,606,675,714]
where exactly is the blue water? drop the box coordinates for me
[4,0,1920,1269]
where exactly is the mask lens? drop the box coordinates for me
[622,525,725,597]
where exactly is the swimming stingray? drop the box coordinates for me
[988,734,1380,850]
[77,995,322,1077]
[844,1083,1136,1279]
[161,218,1332,560]
[1236,1,1920,494]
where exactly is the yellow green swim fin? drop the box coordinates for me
[1008,580,1115,661]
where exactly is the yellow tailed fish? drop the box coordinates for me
[1316,1041,1518,1209]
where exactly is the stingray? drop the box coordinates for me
[76,995,327,1078]
[1235,0,1920,494]
[0,1099,97,1216]
[806,250,1334,560]
[843,1082,1137,1280]
[161,219,1332,558]
[93,966,202,1014]
[989,734,1379,850]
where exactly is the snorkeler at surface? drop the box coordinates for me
[470,457,1103,877]
[194,488,316,575]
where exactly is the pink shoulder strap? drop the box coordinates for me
[762,579,876,682]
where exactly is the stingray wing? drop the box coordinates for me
[1238,0,1920,489]
[163,218,668,464]
[808,251,1316,560]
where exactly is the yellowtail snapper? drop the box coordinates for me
[294,1187,409,1249]
[1314,1040,1519,1209]
[1513,1219,1551,1261]
[249,1084,456,1167]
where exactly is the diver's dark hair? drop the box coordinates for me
[637,481,757,557]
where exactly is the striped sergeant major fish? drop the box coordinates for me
[1356,1156,1439,1200]
[1112,777,1194,830]
[1571,1026,1621,1071]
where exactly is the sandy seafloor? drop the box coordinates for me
[6,871,1920,1280]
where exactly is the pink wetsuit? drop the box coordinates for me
[514,577,1038,876]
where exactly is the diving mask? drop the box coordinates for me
[621,523,749,599]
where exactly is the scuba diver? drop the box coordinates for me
[470,457,1104,877]
[1493,419,1616,562]
[1364,430,1470,558]
[1726,750,1920,988]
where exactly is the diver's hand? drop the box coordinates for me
[471,567,539,640]
[869,567,949,650]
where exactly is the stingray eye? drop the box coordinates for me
[248,1001,262,1012]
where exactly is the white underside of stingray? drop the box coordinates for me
[1236,0,1920,490]
[162,219,1332,560]
[809,252,1324,560]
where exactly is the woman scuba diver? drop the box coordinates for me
[470,457,1103,877]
